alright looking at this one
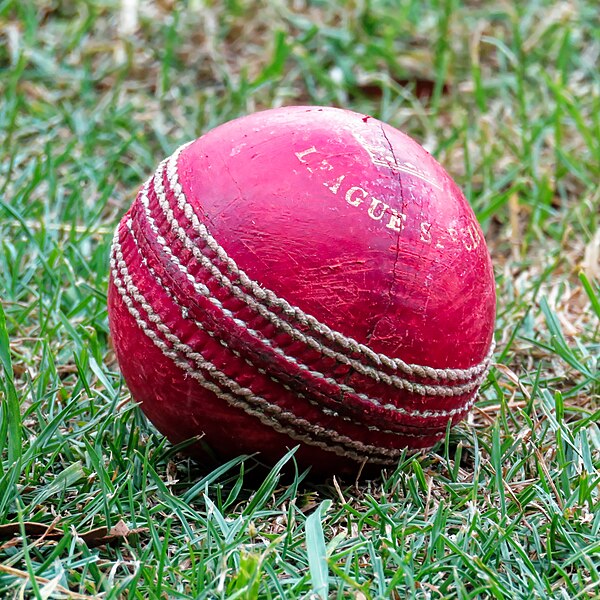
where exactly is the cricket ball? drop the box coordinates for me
[108,106,495,473]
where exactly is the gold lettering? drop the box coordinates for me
[368,198,389,221]
[295,146,318,163]
[420,222,432,243]
[386,209,407,232]
[345,186,368,207]
[462,224,480,251]
[323,175,346,194]
[462,228,473,251]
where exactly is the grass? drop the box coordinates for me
[0,0,598,598]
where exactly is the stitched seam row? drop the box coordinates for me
[165,142,494,382]
[126,212,466,432]
[149,158,491,398]
[140,174,481,416]
[110,225,422,463]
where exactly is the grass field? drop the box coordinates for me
[0,0,599,598]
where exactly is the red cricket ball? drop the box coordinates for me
[108,106,495,473]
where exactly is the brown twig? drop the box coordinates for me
[0,564,98,599]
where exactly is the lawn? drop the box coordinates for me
[0,0,599,598]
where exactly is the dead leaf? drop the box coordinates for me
[0,519,147,548]
[0,522,59,540]
[75,519,147,548]
[354,78,450,101]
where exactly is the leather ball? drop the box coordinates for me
[108,106,496,473]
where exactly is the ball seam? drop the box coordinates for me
[111,224,427,463]
[125,211,469,429]
[139,174,483,416]
[166,142,494,382]
[149,158,491,397]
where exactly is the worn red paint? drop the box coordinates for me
[108,106,496,474]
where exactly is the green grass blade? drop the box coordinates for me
[0,302,21,466]
[305,499,331,599]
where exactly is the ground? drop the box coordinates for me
[0,1,598,598]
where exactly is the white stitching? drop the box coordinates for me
[110,225,428,463]
[125,217,466,432]
[165,142,494,382]
[132,192,475,418]
[148,161,490,398]
[139,172,480,418]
